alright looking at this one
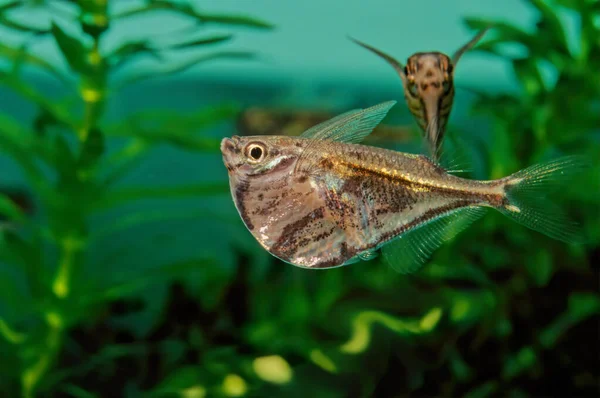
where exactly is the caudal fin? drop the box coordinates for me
[499,155,590,243]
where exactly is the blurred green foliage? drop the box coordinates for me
[0,0,599,397]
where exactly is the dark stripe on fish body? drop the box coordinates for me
[271,207,326,258]
[234,181,254,231]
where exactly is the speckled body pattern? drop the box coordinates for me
[221,135,508,269]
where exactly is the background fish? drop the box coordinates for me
[221,101,586,273]
[349,29,490,160]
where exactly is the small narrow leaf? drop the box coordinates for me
[114,1,274,29]
[197,13,274,29]
[114,51,256,89]
[464,18,539,51]
[0,42,68,84]
[0,71,75,128]
[0,15,49,35]
[51,22,89,74]
[107,40,162,69]
[168,33,233,50]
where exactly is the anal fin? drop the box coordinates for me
[381,206,487,274]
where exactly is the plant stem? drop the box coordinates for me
[21,313,63,398]
[22,15,107,396]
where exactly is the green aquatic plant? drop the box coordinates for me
[0,0,272,396]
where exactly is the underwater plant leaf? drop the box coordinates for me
[464,17,540,51]
[0,1,22,12]
[0,71,75,129]
[78,127,105,170]
[0,14,49,35]
[529,0,570,56]
[114,51,256,89]
[197,12,274,29]
[91,183,229,212]
[51,22,89,74]
[167,33,233,50]
[340,308,443,354]
[0,193,26,223]
[539,293,600,348]
[512,58,546,96]
[114,0,274,29]
[107,40,162,70]
[0,42,69,84]
[0,114,53,195]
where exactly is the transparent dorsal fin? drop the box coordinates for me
[300,108,362,139]
[348,36,407,86]
[451,27,491,66]
[381,206,487,274]
[294,100,397,174]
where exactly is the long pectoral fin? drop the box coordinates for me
[381,206,487,274]
[451,27,491,66]
[348,36,407,86]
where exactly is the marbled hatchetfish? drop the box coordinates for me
[221,101,585,273]
[349,29,490,160]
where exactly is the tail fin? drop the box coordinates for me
[498,155,590,244]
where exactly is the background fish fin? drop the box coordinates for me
[295,100,396,174]
[381,206,487,274]
[438,135,474,175]
[451,27,491,66]
[425,113,442,161]
[348,36,407,85]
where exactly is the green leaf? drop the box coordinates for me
[0,71,75,128]
[0,15,49,35]
[0,193,25,223]
[512,58,546,96]
[115,1,274,29]
[464,17,538,49]
[0,42,68,84]
[168,33,233,50]
[51,22,89,74]
[0,114,52,195]
[197,13,274,29]
[107,40,162,70]
[78,127,105,170]
[502,346,537,380]
[0,1,22,12]
[114,51,256,89]
[339,308,443,354]
[530,0,570,56]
